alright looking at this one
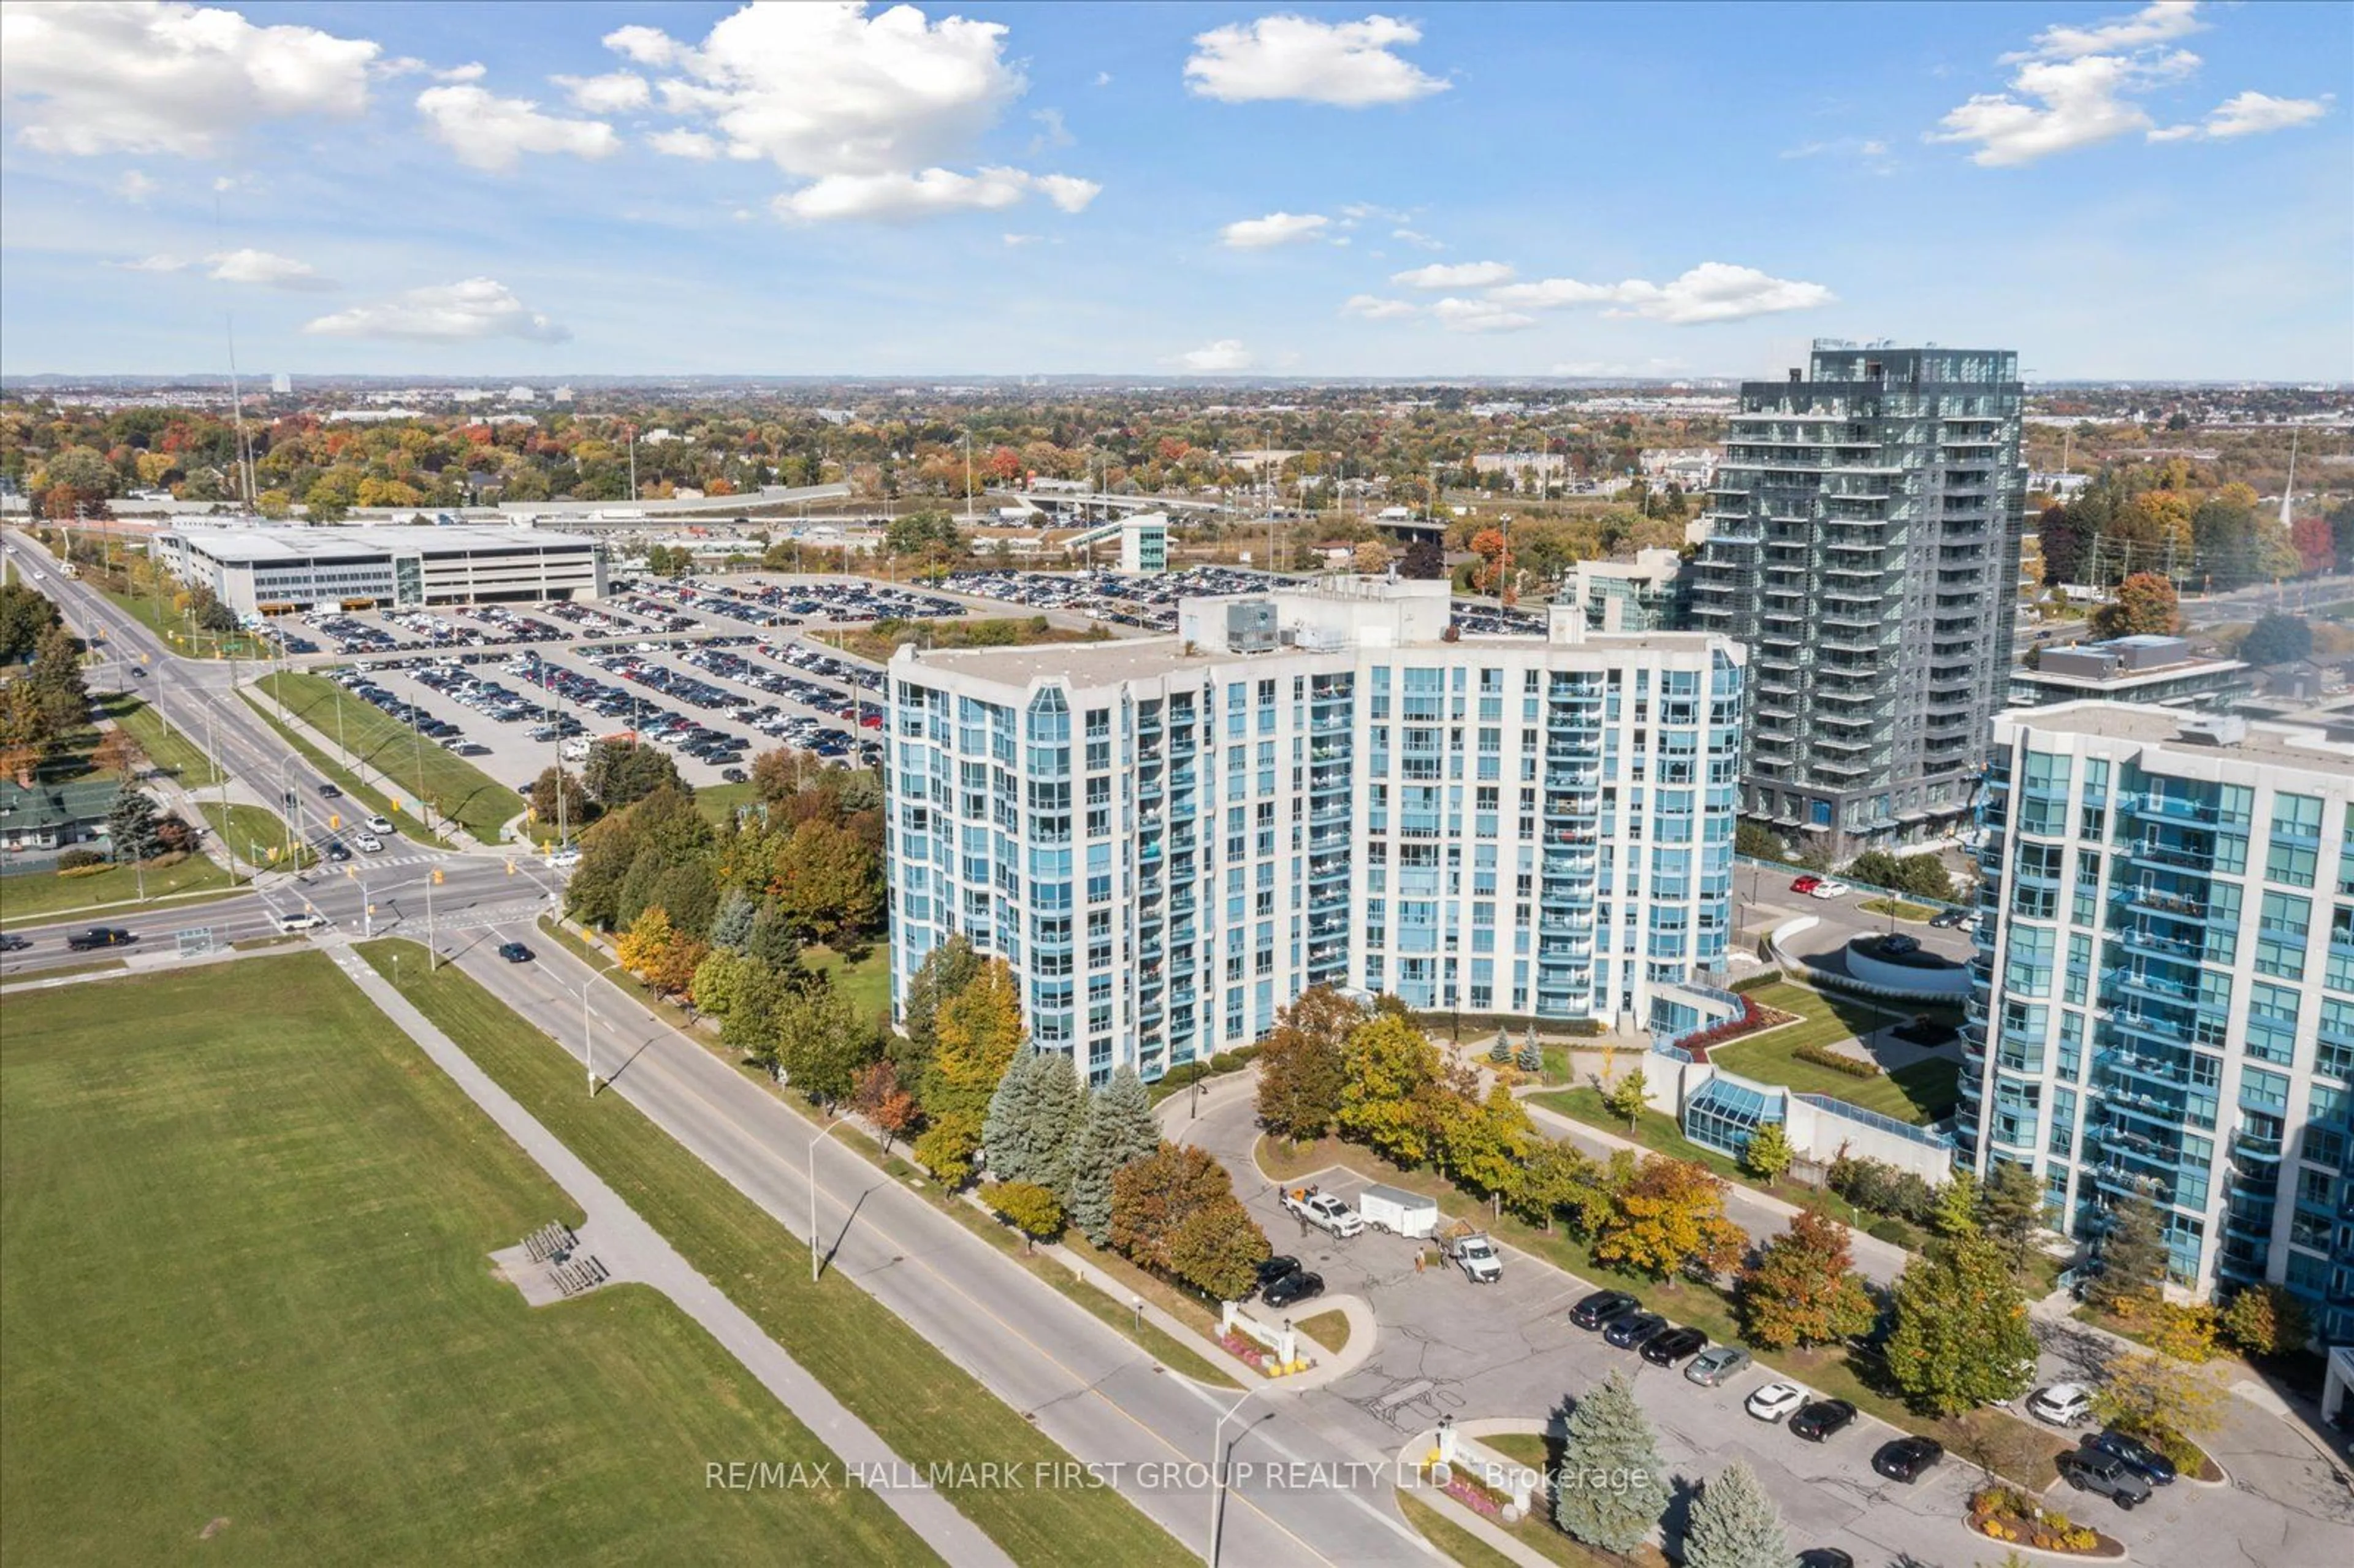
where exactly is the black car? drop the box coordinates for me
[1929,908,1969,929]
[1789,1399,1858,1442]
[1640,1326,1707,1366]
[2082,1428,2177,1485]
[497,942,534,964]
[1255,1255,1301,1293]
[0,932,29,952]
[720,766,749,784]
[324,841,352,862]
[1262,1269,1324,1310]
[1873,1435,1943,1482]
[1571,1290,1640,1330]
[1797,1553,1854,1568]
[1603,1311,1668,1350]
[318,782,342,798]
[66,926,137,951]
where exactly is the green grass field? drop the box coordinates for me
[802,942,889,1023]
[196,801,313,870]
[101,692,222,788]
[356,940,1189,1568]
[693,780,760,826]
[257,671,518,843]
[92,582,269,661]
[1857,897,1940,923]
[239,689,441,847]
[1708,981,1960,1125]
[0,851,239,924]
[0,954,931,1567]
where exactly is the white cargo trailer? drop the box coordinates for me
[1358,1184,1439,1239]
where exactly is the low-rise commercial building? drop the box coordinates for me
[2009,635,2247,714]
[153,524,604,614]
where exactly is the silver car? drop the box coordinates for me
[1685,1345,1753,1387]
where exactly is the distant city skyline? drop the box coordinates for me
[1,1,2347,379]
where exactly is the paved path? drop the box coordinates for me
[321,940,1015,1568]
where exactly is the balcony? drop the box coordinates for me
[2126,792,2219,826]
[2127,839,2217,876]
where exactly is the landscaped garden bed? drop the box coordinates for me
[1966,1485,2125,1558]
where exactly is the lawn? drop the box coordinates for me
[0,851,239,924]
[257,670,519,844]
[1858,897,1940,923]
[803,942,889,1023]
[1398,1493,1525,1568]
[1295,1310,1351,1355]
[197,801,313,870]
[1707,981,1961,1125]
[834,616,1111,664]
[102,692,221,788]
[354,940,1189,1568]
[0,954,931,1567]
[93,582,270,661]
[694,779,760,826]
[240,689,440,845]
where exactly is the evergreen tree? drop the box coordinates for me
[105,788,164,862]
[1978,1159,2045,1268]
[983,1049,1042,1184]
[1068,1066,1158,1244]
[1027,1049,1083,1199]
[1551,1371,1663,1556]
[2089,1181,2169,1318]
[708,886,757,951]
[1933,1167,1983,1238]
[1515,1037,1542,1073]
[1682,1460,1790,1568]
[1884,1234,2036,1415]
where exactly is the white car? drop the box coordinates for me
[2028,1383,2094,1426]
[365,815,394,834]
[547,847,581,868]
[1808,879,1852,900]
[354,833,385,853]
[1746,1382,1808,1423]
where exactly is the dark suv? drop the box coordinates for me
[2081,1429,2177,1486]
[2056,1448,2154,1509]
[1571,1290,1639,1330]
[1603,1311,1668,1350]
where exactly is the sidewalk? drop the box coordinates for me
[322,940,1016,1568]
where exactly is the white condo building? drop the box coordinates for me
[1967,703,2354,1341]
[884,577,1746,1086]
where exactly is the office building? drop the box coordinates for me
[1691,342,2026,856]
[1965,702,2354,1341]
[2008,634,2248,715]
[154,524,604,614]
[884,576,1746,1084]
[1565,549,1689,634]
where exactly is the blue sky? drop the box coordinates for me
[1,1,2346,379]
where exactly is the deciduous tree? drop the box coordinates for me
[2092,1351,2227,1467]
[1168,1196,1271,1303]
[1740,1121,1792,1185]
[1337,1011,1442,1166]
[1738,1209,1877,1350]
[1255,984,1358,1141]
[1884,1235,2036,1416]
[931,959,1026,1122]
[775,980,876,1107]
[986,1181,1065,1251]
[851,1059,919,1154]
[1594,1157,1745,1281]
[2089,572,2179,639]
[1602,1067,1650,1131]
[2220,1283,2310,1357]
[1108,1143,1235,1277]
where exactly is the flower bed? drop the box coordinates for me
[1675,995,1799,1061]
[1217,1330,1270,1374]
[1420,1463,1509,1520]
[1967,1485,2124,1558]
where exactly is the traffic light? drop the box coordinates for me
[345,866,357,881]
[329,813,340,829]
[432,867,445,886]
[267,845,280,861]
[504,859,515,875]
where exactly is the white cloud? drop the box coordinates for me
[1175,339,1254,372]
[1392,260,1514,289]
[0,0,379,156]
[302,277,569,342]
[110,253,189,272]
[1340,293,1418,320]
[648,127,722,160]
[1002,232,1041,246]
[1430,297,1536,333]
[1490,262,1835,324]
[416,85,619,172]
[205,248,335,290]
[115,169,160,204]
[1092,70,1113,88]
[602,24,679,68]
[1221,211,1330,248]
[1934,2,2314,166]
[773,166,1099,223]
[1185,13,1449,106]
[436,62,487,84]
[2003,1,2203,63]
[1391,227,1444,250]
[552,71,651,115]
[2187,89,2331,139]
[1029,107,1072,152]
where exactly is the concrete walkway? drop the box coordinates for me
[321,941,1015,1568]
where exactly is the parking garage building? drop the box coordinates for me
[154,525,606,614]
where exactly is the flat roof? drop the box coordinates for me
[2015,658,2245,691]
[1999,701,2354,774]
[165,525,597,563]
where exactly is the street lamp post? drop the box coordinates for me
[1208,1387,1261,1568]
[809,1113,857,1284]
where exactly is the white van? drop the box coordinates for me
[273,911,327,934]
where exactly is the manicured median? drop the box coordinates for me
[1,953,929,1567]
[257,670,519,843]
[357,939,1190,1568]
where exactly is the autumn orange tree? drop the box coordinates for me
[1737,1208,1876,1349]
[2089,571,2180,639]
[1594,1156,1747,1281]
[1336,1011,1442,1165]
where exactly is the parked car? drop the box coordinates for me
[1796,1553,1855,1568]
[1254,1256,1300,1295]
[2082,1429,2177,1485]
[1684,1345,1752,1387]
[2056,1447,2153,1509]
[1929,908,1970,929]
[497,942,534,964]
[720,766,749,784]
[1604,1311,1668,1350]
[1808,878,1852,900]
[1280,1186,1364,1239]
[1571,1290,1640,1330]
[2028,1383,2095,1426]
[1441,1228,1504,1284]
[66,927,137,951]
[1789,874,1822,895]
[1746,1382,1808,1423]
[1262,1269,1324,1310]
[1873,1436,1943,1482]
[1640,1326,1708,1366]
[1789,1399,1858,1442]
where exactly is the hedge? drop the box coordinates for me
[1731,970,1785,993]
[56,847,106,871]
[1792,1041,1883,1079]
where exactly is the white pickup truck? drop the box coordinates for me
[1280,1186,1364,1239]
[1442,1229,1504,1284]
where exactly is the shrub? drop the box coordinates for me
[1793,1041,1883,1079]
[56,847,105,870]
[1561,1018,1607,1037]
[58,862,112,879]
[1208,1051,1241,1074]
[1731,970,1784,993]
[1868,1218,1912,1245]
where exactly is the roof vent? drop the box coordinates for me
[2175,715,2247,748]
